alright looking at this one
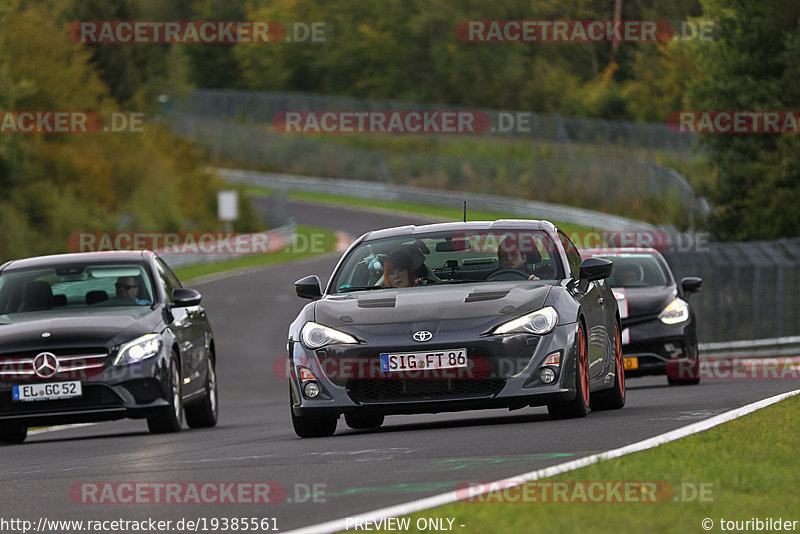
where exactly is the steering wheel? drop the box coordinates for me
[485,269,530,281]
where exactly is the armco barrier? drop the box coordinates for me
[216,168,655,231]
[699,336,800,359]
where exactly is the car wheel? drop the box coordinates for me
[667,352,701,386]
[290,388,337,438]
[548,321,591,419]
[147,353,183,434]
[0,425,27,445]
[185,356,218,428]
[345,413,384,430]
[592,321,626,410]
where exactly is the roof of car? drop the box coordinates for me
[1,250,153,272]
[362,219,557,241]
[580,247,663,257]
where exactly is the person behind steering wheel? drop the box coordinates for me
[494,236,540,280]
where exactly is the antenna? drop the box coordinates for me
[463,201,467,222]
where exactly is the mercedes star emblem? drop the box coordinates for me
[32,352,59,379]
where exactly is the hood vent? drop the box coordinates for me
[464,290,510,303]
[357,297,397,308]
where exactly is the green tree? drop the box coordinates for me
[686,0,800,240]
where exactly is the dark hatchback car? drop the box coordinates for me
[288,220,625,438]
[0,251,218,444]
[582,248,702,385]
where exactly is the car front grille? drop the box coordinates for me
[0,348,109,380]
[0,384,123,414]
[347,378,505,403]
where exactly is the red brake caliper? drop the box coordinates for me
[616,324,625,396]
[579,327,589,405]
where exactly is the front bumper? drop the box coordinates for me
[621,318,697,378]
[289,323,581,417]
[0,349,172,427]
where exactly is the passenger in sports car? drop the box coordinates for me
[496,236,540,280]
[380,251,418,288]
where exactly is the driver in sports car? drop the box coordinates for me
[496,236,540,280]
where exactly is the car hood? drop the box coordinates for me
[0,307,162,352]
[314,282,554,328]
[614,286,677,319]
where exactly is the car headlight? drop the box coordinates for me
[114,333,163,365]
[300,321,358,349]
[492,306,559,335]
[659,298,690,324]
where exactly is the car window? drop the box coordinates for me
[557,230,582,280]
[0,263,154,313]
[332,229,564,293]
[602,254,669,287]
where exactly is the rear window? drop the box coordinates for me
[0,263,156,314]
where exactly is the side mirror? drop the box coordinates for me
[295,275,322,300]
[172,287,202,307]
[681,277,703,294]
[579,257,613,281]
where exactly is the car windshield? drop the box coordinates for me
[601,254,669,287]
[0,263,156,314]
[332,229,564,293]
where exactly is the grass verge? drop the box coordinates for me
[172,224,337,283]
[355,393,800,533]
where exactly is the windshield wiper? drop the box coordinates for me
[338,285,387,293]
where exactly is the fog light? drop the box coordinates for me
[540,367,557,383]
[303,381,321,398]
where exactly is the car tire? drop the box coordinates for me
[345,413,384,430]
[185,356,218,428]
[290,388,337,438]
[0,425,27,445]
[592,321,626,410]
[147,353,183,434]
[548,321,591,420]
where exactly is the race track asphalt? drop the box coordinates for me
[1,200,797,532]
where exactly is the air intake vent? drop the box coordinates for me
[464,290,510,303]
[357,297,396,308]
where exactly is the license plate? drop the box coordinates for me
[12,381,82,402]
[623,357,639,371]
[380,349,468,372]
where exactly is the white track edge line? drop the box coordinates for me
[283,387,800,534]
[28,423,98,435]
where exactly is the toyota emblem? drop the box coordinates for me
[32,352,59,379]
[412,331,433,342]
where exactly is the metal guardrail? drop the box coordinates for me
[159,223,296,268]
[216,168,655,231]
[699,336,800,359]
